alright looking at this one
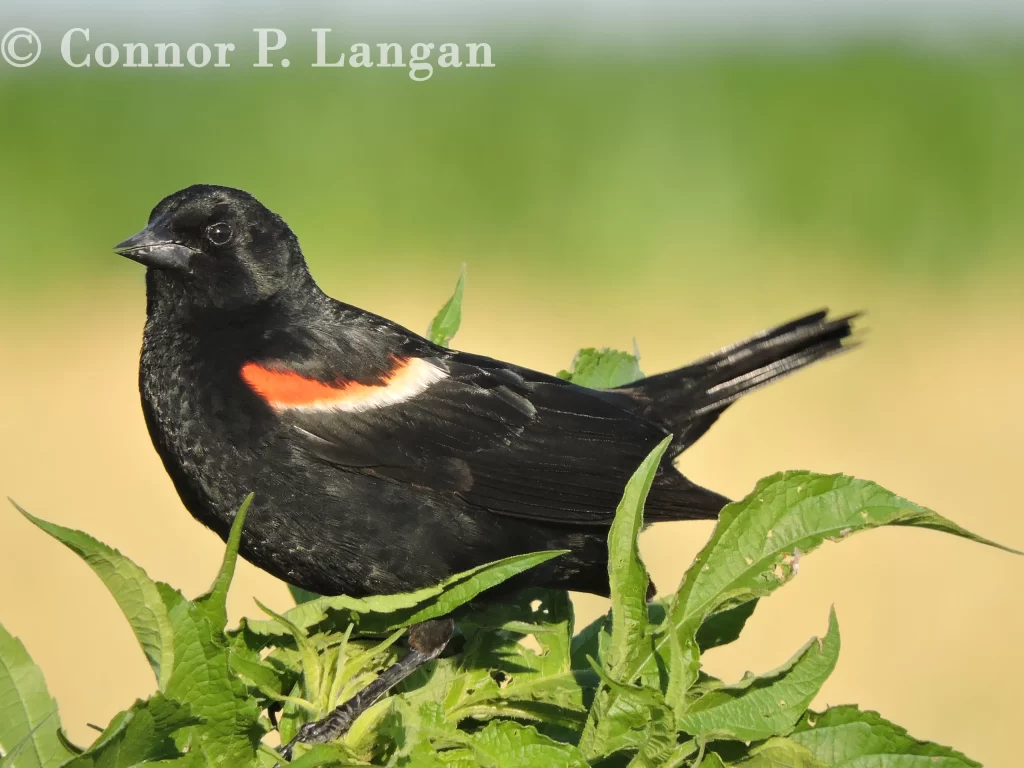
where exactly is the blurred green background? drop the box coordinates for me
[3,45,1024,291]
[1,22,1022,768]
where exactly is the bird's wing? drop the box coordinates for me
[239,346,678,526]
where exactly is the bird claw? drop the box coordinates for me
[272,619,455,763]
[275,707,357,764]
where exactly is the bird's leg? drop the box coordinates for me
[278,617,455,761]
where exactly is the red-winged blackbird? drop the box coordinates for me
[115,185,856,754]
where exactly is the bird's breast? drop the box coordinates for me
[139,323,278,537]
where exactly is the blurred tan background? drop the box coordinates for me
[2,3,1023,764]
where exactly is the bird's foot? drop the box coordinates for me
[277,617,455,763]
[278,712,356,762]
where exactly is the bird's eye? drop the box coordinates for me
[204,222,233,246]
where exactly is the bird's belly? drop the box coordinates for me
[143,418,479,595]
[153,420,615,597]
[228,464,487,597]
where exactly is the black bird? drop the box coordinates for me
[115,184,857,755]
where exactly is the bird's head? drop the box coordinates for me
[115,185,310,313]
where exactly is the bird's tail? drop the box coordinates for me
[624,310,859,457]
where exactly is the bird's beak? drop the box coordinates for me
[114,225,196,271]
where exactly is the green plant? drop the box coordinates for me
[1,272,1018,767]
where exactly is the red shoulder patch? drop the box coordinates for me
[240,357,446,412]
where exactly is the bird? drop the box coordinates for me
[114,184,857,755]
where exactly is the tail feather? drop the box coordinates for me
[626,310,859,454]
[646,470,731,522]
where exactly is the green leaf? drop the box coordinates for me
[557,347,643,389]
[624,698,676,768]
[696,752,727,768]
[694,600,759,653]
[568,612,608,674]
[228,648,301,707]
[195,494,253,632]
[677,609,840,742]
[288,585,322,605]
[283,743,362,767]
[264,627,397,746]
[788,705,982,767]
[661,740,698,768]
[240,550,566,639]
[370,698,462,765]
[426,265,466,347]
[62,695,199,768]
[605,437,669,680]
[0,723,65,768]
[465,721,590,768]
[433,590,585,729]
[657,472,1019,707]
[579,438,671,760]
[253,599,324,704]
[15,503,176,690]
[649,597,759,655]
[579,659,673,763]
[162,599,263,765]
[736,738,827,768]
[0,623,74,768]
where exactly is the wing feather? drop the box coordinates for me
[267,352,672,525]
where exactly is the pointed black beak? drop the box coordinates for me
[114,226,197,271]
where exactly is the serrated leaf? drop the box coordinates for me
[624,698,676,768]
[439,590,585,727]
[662,740,698,768]
[605,437,669,680]
[0,623,74,768]
[195,494,252,632]
[240,550,565,640]
[557,348,643,389]
[1,721,69,768]
[654,472,1019,707]
[385,592,585,748]
[394,750,475,768]
[371,698,462,765]
[163,599,263,765]
[736,738,827,768]
[788,705,981,767]
[578,659,672,762]
[694,600,759,653]
[62,695,199,768]
[579,439,671,760]
[228,648,305,710]
[283,743,361,767]
[261,625,403,750]
[430,751,477,768]
[649,597,759,655]
[426,265,466,347]
[677,609,840,741]
[254,599,323,706]
[15,503,176,690]
[465,721,589,768]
